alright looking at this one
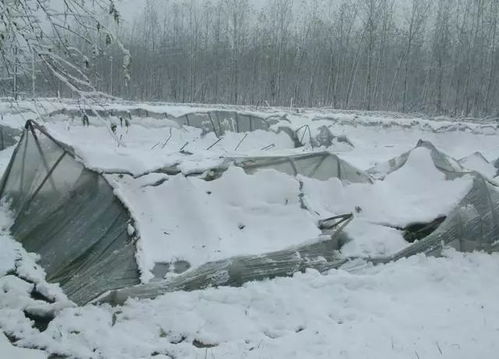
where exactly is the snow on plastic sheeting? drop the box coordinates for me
[390,174,499,259]
[300,147,474,258]
[108,166,321,281]
[302,147,472,228]
[322,122,499,171]
[339,219,409,257]
[235,152,372,183]
[43,122,295,175]
[4,98,499,173]
[367,141,464,180]
[0,209,72,351]
[458,152,497,179]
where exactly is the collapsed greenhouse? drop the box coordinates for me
[0,119,498,307]
[46,106,352,148]
[48,107,280,137]
[370,142,499,258]
[0,121,140,305]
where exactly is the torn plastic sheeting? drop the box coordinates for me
[97,214,353,306]
[367,140,465,180]
[0,121,140,305]
[294,124,355,149]
[387,174,499,261]
[48,107,272,138]
[127,152,373,184]
[459,152,490,165]
[101,170,499,306]
[176,111,270,136]
[365,143,499,261]
[98,145,497,306]
[233,152,372,183]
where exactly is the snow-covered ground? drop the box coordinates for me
[2,224,499,359]
[1,98,499,358]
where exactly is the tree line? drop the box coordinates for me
[9,0,499,117]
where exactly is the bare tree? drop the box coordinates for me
[0,0,128,99]
[9,0,499,117]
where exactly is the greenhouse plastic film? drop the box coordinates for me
[0,121,140,305]
[0,125,21,150]
[389,175,499,261]
[236,152,372,183]
[97,215,352,306]
[368,140,464,179]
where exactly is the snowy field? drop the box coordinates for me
[1,98,499,358]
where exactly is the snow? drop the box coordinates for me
[363,147,471,224]
[0,209,71,358]
[1,98,499,358]
[43,121,295,176]
[342,128,499,171]
[0,332,46,359]
[3,244,499,359]
[301,147,473,257]
[108,167,320,280]
[340,220,407,257]
[108,146,472,278]
[459,152,498,179]
[304,147,472,226]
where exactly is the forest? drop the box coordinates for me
[3,0,499,117]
